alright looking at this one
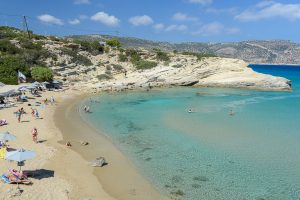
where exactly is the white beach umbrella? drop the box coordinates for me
[0,131,16,142]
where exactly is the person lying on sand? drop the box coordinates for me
[66,141,72,147]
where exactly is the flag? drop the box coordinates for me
[18,71,26,83]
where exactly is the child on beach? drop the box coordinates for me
[31,127,38,143]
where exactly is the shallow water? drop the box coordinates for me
[82,65,300,200]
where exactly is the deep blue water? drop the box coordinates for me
[82,65,300,200]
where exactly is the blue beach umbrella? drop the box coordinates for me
[0,131,16,142]
[5,149,36,163]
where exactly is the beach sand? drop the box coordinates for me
[0,89,168,200]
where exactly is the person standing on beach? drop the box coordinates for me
[50,96,54,105]
[31,108,35,117]
[35,109,40,119]
[31,127,38,143]
[16,110,22,123]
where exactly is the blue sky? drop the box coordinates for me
[1,0,300,43]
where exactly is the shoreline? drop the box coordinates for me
[53,93,169,200]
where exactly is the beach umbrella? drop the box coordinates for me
[33,81,40,85]
[5,149,36,171]
[26,86,36,90]
[52,80,60,84]
[18,86,28,91]
[43,81,50,85]
[0,131,16,142]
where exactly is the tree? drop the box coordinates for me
[31,67,53,81]
[106,39,121,48]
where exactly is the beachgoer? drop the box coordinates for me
[31,127,38,143]
[66,141,72,147]
[44,98,48,105]
[84,105,87,112]
[50,96,54,105]
[31,108,35,117]
[35,109,40,119]
[229,109,235,116]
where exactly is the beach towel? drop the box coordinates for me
[1,173,32,184]
[0,148,7,159]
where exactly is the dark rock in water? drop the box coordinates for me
[192,184,201,189]
[137,147,153,154]
[193,176,209,182]
[170,189,185,197]
[145,157,152,161]
[164,184,171,188]
[171,175,183,183]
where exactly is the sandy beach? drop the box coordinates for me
[0,89,168,200]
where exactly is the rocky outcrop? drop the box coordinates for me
[72,57,291,92]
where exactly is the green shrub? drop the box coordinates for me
[134,60,157,70]
[182,52,216,61]
[74,39,104,55]
[106,38,121,48]
[96,74,112,80]
[111,64,123,71]
[172,64,183,68]
[118,54,128,62]
[156,50,170,61]
[59,47,92,66]
[31,66,53,81]
[0,55,30,84]
[0,39,21,54]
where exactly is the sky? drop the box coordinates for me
[1,0,300,43]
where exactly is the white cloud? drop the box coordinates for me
[153,23,165,31]
[172,12,198,22]
[91,12,120,27]
[235,1,300,21]
[69,19,80,25]
[79,15,88,20]
[74,0,90,5]
[129,15,153,26]
[165,24,187,32]
[206,7,238,15]
[192,21,223,36]
[226,27,240,34]
[188,0,212,5]
[192,21,240,36]
[37,14,63,25]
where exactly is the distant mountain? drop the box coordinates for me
[69,35,300,64]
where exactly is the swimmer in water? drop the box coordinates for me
[229,109,235,116]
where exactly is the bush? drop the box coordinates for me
[134,60,157,70]
[59,47,92,66]
[96,74,112,80]
[111,64,123,71]
[118,54,128,62]
[182,52,216,61]
[106,38,121,48]
[31,66,53,81]
[0,55,30,84]
[125,49,140,63]
[74,39,104,55]
[0,39,21,54]
[172,64,183,68]
[156,50,170,61]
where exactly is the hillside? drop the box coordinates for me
[69,35,300,65]
[0,26,291,91]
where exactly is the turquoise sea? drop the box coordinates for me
[82,65,300,200]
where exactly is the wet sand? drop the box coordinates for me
[54,94,168,200]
